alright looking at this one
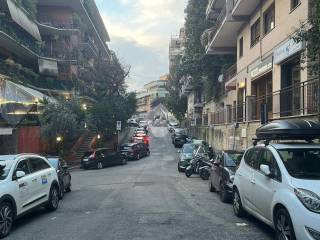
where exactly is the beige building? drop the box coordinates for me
[196,0,316,151]
[136,91,151,114]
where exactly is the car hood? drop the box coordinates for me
[291,178,320,196]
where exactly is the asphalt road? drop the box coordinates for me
[8,127,274,240]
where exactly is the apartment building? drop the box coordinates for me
[136,91,151,114]
[0,0,111,153]
[169,27,185,74]
[196,0,314,151]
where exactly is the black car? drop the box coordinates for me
[171,128,187,143]
[48,157,71,199]
[81,148,127,169]
[120,142,150,160]
[173,133,188,148]
[209,151,244,202]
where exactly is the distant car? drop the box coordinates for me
[81,148,127,169]
[168,122,178,132]
[178,143,196,172]
[127,119,137,124]
[135,128,146,134]
[208,151,244,202]
[48,157,72,199]
[0,154,60,238]
[139,121,148,127]
[120,143,150,160]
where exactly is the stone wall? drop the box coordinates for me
[188,115,318,151]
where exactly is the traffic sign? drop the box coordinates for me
[116,121,122,131]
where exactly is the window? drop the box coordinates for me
[244,148,261,169]
[29,158,50,173]
[251,18,260,46]
[16,160,31,175]
[239,37,243,58]
[264,3,275,34]
[260,149,282,181]
[291,0,300,10]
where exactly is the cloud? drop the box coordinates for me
[96,0,187,91]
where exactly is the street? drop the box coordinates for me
[7,127,274,240]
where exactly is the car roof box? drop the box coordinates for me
[256,120,320,141]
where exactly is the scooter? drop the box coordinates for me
[185,155,203,178]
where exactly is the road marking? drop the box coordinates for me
[85,211,91,214]
[50,217,57,220]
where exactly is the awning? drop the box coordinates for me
[6,0,41,41]
[0,77,55,125]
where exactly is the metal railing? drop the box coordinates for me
[202,79,319,126]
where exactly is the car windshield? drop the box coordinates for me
[182,144,195,154]
[48,159,59,169]
[225,153,243,167]
[121,146,131,151]
[278,148,320,179]
[0,160,12,181]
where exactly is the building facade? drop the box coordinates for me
[193,0,315,151]
[0,0,111,153]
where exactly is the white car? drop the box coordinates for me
[233,143,320,240]
[0,154,60,238]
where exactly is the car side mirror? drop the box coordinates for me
[15,171,26,180]
[260,164,271,177]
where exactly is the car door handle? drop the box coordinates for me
[32,178,37,182]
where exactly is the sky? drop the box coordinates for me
[95,0,188,92]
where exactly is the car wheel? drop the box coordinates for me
[0,202,14,238]
[209,176,216,192]
[46,185,59,211]
[59,183,64,200]
[178,163,183,172]
[233,189,245,217]
[65,183,71,193]
[275,208,296,240]
[219,182,228,203]
[97,162,103,169]
[121,157,127,165]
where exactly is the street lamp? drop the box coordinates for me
[82,104,87,111]
[97,134,101,140]
[56,136,63,142]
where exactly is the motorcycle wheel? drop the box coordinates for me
[185,167,192,178]
[200,169,209,180]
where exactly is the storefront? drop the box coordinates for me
[274,38,305,117]
[249,55,273,121]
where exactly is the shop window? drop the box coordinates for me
[239,37,243,58]
[264,3,275,34]
[251,18,260,47]
[291,0,300,11]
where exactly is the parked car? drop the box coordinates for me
[177,143,196,172]
[208,151,244,202]
[120,143,150,160]
[0,154,60,238]
[233,120,320,240]
[81,148,127,169]
[47,157,71,199]
[173,133,188,148]
[171,128,187,143]
[168,122,178,132]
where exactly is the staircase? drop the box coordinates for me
[74,133,95,163]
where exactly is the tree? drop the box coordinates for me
[177,0,234,101]
[165,91,188,123]
[295,0,320,120]
[39,99,86,155]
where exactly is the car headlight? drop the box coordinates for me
[294,188,320,213]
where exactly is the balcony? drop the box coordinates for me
[206,0,226,19]
[204,0,248,55]
[232,0,261,17]
[224,63,237,91]
[37,22,81,36]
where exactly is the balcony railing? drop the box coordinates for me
[224,63,237,82]
[201,79,319,126]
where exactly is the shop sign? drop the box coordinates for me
[250,56,273,79]
[274,38,305,64]
[0,128,13,135]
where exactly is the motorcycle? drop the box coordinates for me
[185,155,204,178]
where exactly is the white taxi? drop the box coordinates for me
[0,154,60,238]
